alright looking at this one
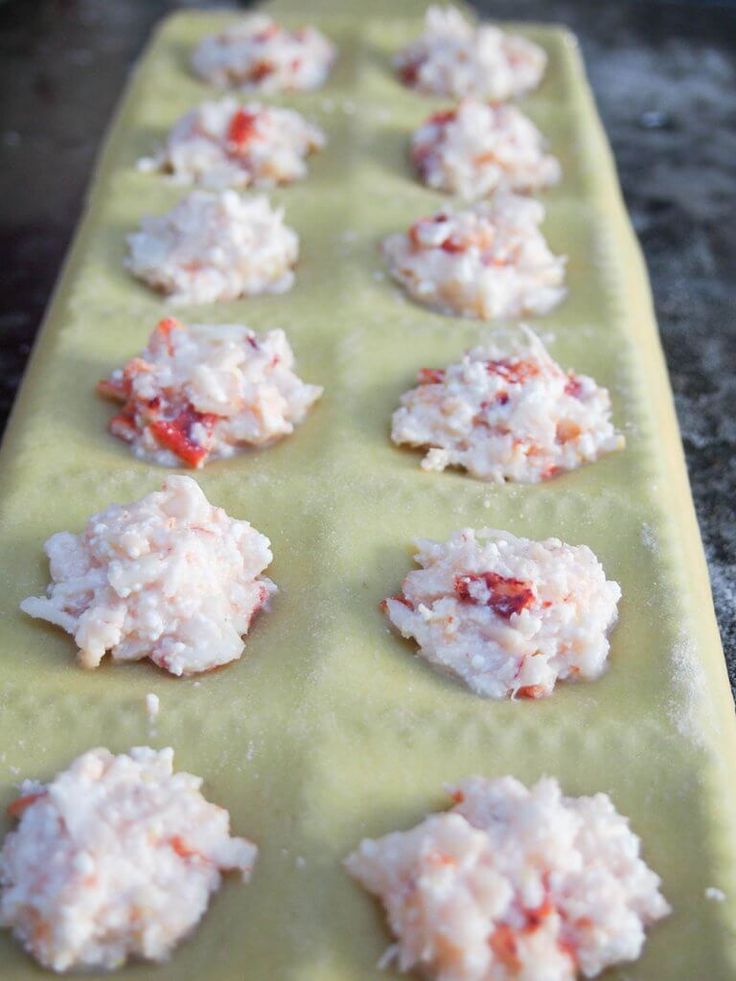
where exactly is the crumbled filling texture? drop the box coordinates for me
[412,99,561,200]
[395,6,546,100]
[382,194,565,320]
[383,528,621,699]
[125,189,298,305]
[98,318,323,468]
[138,99,325,190]
[20,475,276,675]
[192,14,336,92]
[345,776,670,981]
[0,747,257,973]
[391,329,623,483]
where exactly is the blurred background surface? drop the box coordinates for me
[0,0,734,689]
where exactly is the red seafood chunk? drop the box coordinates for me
[96,377,128,402]
[516,684,547,699]
[153,317,183,356]
[250,60,275,83]
[7,791,47,819]
[381,592,415,612]
[399,61,421,86]
[150,408,218,468]
[524,897,555,930]
[441,236,467,253]
[490,924,522,971]
[428,109,457,126]
[109,411,138,443]
[169,835,198,859]
[417,368,446,385]
[485,358,540,385]
[454,571,535,618]
[227,109,259,149]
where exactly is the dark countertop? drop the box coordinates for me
[1,0,734,691]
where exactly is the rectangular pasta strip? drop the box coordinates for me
[0,2,734,978]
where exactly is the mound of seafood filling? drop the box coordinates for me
[395,5,546,100]
[412,100,561,200]
[0,747,257,973]
[98,318,323,468]
[192,14,336,92]
[383,195,565,320]
[125,190,298,305]
[391,331,623,483]
[345,776,670,981]
[20,476,276,676]
[138,99,325,190]
[383,528,621,699]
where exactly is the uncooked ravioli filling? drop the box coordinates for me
[125,189,298,305]
[20,475,276,675]
[98,317,323,468]
[0,747,257,973]
[395,5,546,100]
[412,99,561,200]
[382,194,566,320]
[138,99,325,189]
[383,528,621,698]
[391,329,623,482]
[192,14,336,92]
[345,776,670,981]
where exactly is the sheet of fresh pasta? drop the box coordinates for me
[0,1,735,977]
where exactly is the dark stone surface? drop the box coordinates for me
[1,0,734,691]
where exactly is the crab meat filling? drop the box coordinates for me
[0,747,257,973]
[383,194,565,320]
[138,99,325,189]
[395,6,546,100]
[98,318,322,468]
[125,189,298,305]
[192,14,336,93]
[391,330,623,482]
[383,528,621,699]
[412,99,561,200]
[20,475,276,676]
[346,776,670,981]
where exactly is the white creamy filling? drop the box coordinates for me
[125,189,298,305]
[0,747,257,973]
[395,6,546,100]
[346,776,670,981]
[391,328,623,482]
[383,193,566,320]
[383,527,621,699]
[412,99,561,200]
[99,318,322,468]
[192,14,336,93]
[20,475,276,675]
[138,99,325,189]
